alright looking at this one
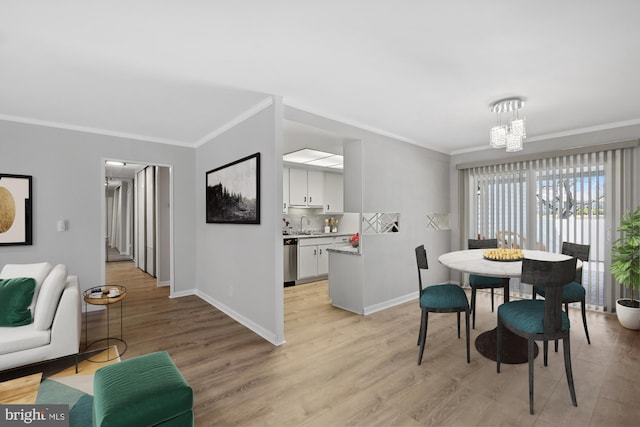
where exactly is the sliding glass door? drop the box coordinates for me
[463,146,635,311]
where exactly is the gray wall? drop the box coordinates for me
[157,166,171,285]
[0,120,196,294]
[285,107,453,311]
[194,99,284,344]
[360,136,451,309]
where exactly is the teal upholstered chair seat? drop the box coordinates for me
[498,300,570,334]
[469,274,502,287]
[534,282,585,302]
[420,284,469,310]
[94,351,194,427]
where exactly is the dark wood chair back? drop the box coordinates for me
[561,242,590,284]
[468,238,498,249]
[415,245,428,295]
[521,257,577,335]
[561,242,590,261]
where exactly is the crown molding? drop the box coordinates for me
[0,113,191,147]
[193,97,274,147]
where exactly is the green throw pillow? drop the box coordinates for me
[0,277,36,326]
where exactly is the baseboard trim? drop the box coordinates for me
[194,290,283,346]
[169,289,196,298]
[363,292,418,315]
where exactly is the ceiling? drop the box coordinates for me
[2,1,640,155]
[104,162,144,190]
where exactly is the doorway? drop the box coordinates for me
[103,160,173,290]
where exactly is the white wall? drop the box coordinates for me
[0,120,196,294]
[194,99,284,345]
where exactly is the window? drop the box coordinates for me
[531,154,605,308]
[461,146,637,312]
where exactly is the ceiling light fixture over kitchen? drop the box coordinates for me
[283,149,343,169]
[489,97,526,152]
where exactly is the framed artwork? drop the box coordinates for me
[206,153,260,224]
[0,174,33,245]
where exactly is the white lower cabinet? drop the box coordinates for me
[298,237,334,280]
[317,244,330,275]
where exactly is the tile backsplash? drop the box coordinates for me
[283,208,359,235]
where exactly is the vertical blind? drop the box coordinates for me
[461,146,636,312]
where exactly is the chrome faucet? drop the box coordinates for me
[299,215,311,233]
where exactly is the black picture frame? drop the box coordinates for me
[0,174,33,246]
[206,153,260,224]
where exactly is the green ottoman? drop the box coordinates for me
[93,351,194,426]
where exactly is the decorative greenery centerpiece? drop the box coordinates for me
[610,206,640,309]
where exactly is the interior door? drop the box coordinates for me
[136,169,146,270]
[145,167,156,276]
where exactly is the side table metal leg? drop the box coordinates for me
[106,303,110,356]
[83,301,87,351]
[120,299,123,343]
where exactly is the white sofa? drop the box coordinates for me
[0,262,81,372]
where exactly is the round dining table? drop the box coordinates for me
[439,249,578,279]
[438,249,580,363]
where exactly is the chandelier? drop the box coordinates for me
[489,97,526,152]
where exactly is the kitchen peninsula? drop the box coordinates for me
[327,244,363,314]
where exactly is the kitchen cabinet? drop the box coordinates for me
[282,167,289,213]
[289,168,323,207]
[298,237,333,279]
[323,172,343,213]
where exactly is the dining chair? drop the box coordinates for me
[415,245,470,365]
[497,257,578,415]
[496,230,527,249]
[468,238,506,329]
[532,242,591,347]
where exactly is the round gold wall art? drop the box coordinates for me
[0,186,16,233]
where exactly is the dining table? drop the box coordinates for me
[438,249,581,364]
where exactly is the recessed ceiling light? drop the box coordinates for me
[105,160,126,166]
[283,149,343,169]
[306,155,343,168]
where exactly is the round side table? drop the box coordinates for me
[83,285,128,362]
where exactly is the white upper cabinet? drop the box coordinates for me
[323,172,343,213]
[306,170,324,207]
[289,168,307,205]
[289,168,323,207]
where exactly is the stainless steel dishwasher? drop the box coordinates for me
[283,238,298,286]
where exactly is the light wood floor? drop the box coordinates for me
[100,261,640,426]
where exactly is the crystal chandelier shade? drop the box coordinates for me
[490,125,507,148]
[489,97,526,152]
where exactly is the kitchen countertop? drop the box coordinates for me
[282,232,353,239]
[327,247,360,255]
